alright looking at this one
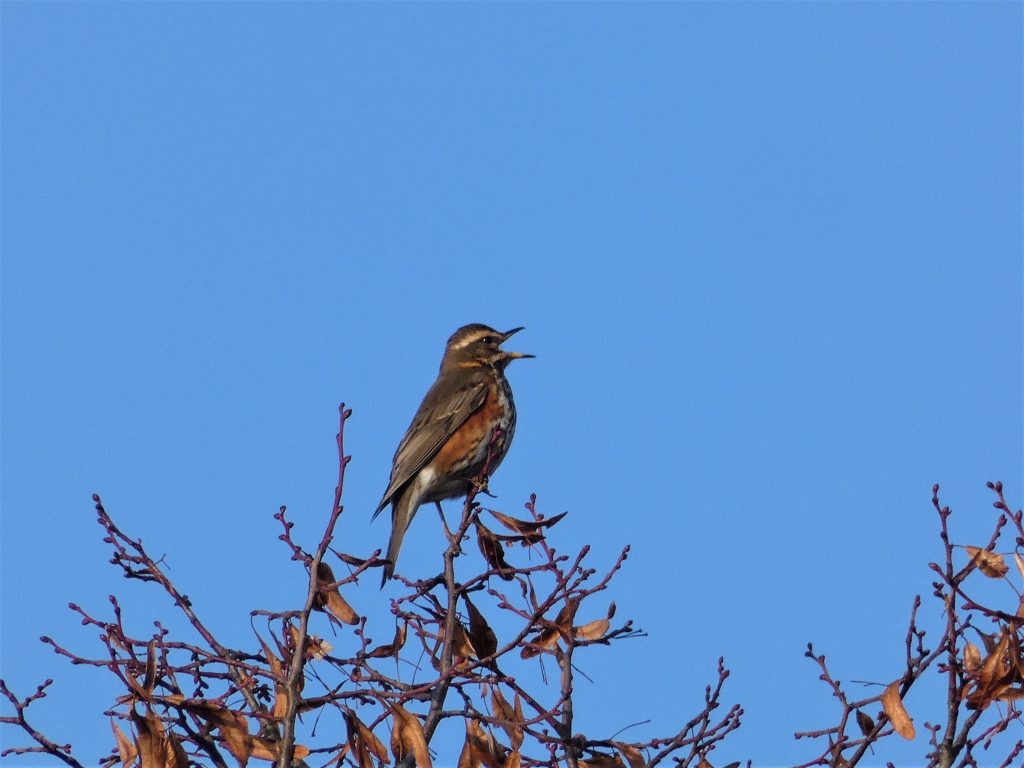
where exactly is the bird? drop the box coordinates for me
[373,324,533,585]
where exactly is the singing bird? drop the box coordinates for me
[374,324,533,585]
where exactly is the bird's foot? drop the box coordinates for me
[471,474,496,497]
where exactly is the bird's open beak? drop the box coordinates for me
[500,327,535,360]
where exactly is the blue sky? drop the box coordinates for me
[2,2,1021,766]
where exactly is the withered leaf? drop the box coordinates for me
[132,708,188,768]
[503,752,521,768]
[389,704,432,768]
[1015,553,1024,582]
[142,640,158,695]
[465,596,498,659]
[965,629,1020,710]
[963,642,982,672]
[111,718,138,766]
[463,719,503,768]
[171,698,252,766]
[998,686,1024,701]
[357,717,390,764]
[586,753,623,768]
[346,712,389,768]
[614,744,645,768]
[314,562,360,625]
[855,709,874,736]
[249,737,310,762]
[334,550,369,567]
[964,545,1009,578]
[880,681,915,739]
[522,598,580,658]
[453,622,477,661]
[130,708,162,768]
[215,710,251,767]
[367,622,408,660]
[168,734,188,768]
[488,509,568,537]
[575,603,616,642]
[491,688,523,751]
[354,739,373,768]
[457,721,480,768]
[255,635,288,719]
[475,522,515,580]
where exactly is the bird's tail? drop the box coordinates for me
[380,494,415,588]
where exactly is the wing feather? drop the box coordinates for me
[374,370,488,516]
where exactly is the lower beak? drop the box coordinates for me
[500,327,533,359]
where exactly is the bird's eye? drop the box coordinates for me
[481,336,496,344]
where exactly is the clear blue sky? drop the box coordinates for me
[2,2,1021,766]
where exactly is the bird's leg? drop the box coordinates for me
[435,501,457,545]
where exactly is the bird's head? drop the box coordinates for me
[443,324,534,370]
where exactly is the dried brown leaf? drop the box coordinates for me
[257,635,282,677]
[131,708,161,768]
[575,603,616,641]
[880,681,915,739]
[855,709,874,736]
[971,630,1011,698]
[367,622,408,659]
[614,744,645,768]
[346,712,389,768]
[172,698,252,766]
[142,641,157,695]
[389,704,432,768]
[463,719,503,768]
[503,752,521,768]
[466,596,498,659]
[249,737,310,762]
[217,711,252,767]
[335,551,369,567]
[522,598,580,658]
[488,509,567,536]
[974,631,1012,691]
[977,629,999,655]
[475,522,515,580]
[1015,553,1024,582]
[315,561,360,625]
[964,545,1009,578]
[132,708,187,768]
[357,718,390,764]
[111,718,138,766]
[963,642,982,672]
[256,635,289,719]
[168,734,188,768]
[457,721,480,768]
[453,622,477,661]
[491,688,523,751]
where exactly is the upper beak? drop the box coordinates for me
[501,326,525,341]
[500,327,535,359]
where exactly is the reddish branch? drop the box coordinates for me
[0,679,86,768]
[5,399,1020,768]
[793,482,1024,768]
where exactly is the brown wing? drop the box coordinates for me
[373,368,488,517]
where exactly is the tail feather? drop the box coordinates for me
[379,491,417,588]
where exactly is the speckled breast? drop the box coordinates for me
[426,370,517,500]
